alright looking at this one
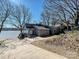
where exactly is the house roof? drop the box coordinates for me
[26,23,35,28]
[35,26,49,30]
[25,23,49,28]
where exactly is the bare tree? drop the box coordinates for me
[10,4,31,33]
[41,0,79,26]
[41,9,51,26]
[41,0,61,26]
[0,0,13,32]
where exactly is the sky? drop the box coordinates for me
[10,0,44,23]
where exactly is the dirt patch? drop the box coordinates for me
[32,31,79,59]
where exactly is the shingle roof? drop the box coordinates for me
[25,23,49,28]
[35,26,49,30]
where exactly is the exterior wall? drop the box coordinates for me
[27,28,36,37]
[35,27,50,37]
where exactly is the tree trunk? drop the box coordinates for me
[75,11,79,26]
[0,19,6,33]
[75,19,78,26]
[0,26,3,33]
[20,28,23,33]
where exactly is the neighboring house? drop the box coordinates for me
[50,24,65,35]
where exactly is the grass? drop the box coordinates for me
[0,39,15,47]
[67,30,79,37]
[32,30,79,59]
[0,40,6,46]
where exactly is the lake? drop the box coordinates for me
[0,31,20,40]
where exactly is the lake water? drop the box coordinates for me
[0,31,20,40]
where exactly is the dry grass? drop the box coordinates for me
[0,40,7,46]
[32,30,79,59]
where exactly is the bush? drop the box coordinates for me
[18,33,26,40]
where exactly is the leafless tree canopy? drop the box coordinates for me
[41,0,79,26]
[0,0,13,32]
[0,0,31,33]
[10,4,31,33]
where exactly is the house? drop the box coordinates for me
[25,23,67,37]
[25,23,50,37]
